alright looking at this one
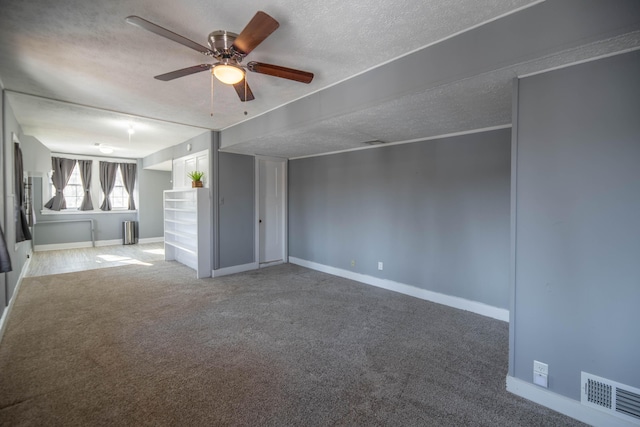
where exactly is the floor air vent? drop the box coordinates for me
[581,372,640,424]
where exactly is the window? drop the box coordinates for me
[50,163,83,209]
[42,156,137,214]
[110,168,129,209]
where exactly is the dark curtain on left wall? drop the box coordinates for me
[14,143,32,242]
[0,225,11,273]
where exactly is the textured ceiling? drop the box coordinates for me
[1,0,639,160]
[223,31,640,159]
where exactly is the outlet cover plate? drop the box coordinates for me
[534,360,548,375]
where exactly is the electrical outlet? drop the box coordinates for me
[378,261,383,270]
[350,260,356,267]
[533,360,548,375]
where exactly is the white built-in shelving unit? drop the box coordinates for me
[163,188,211,278]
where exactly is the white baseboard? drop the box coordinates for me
[0,255,32,345]
[212,262,259,278]
[96,239,123,247]
[35,241,94,251]
[260,260,284,268]
[138,237,164,244]
[506,376,637,427]
[288,257,509,322]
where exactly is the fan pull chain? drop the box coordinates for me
[210,72,214,117]
[244,74,249,115]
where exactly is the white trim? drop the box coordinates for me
[509,77,520,375]
[51,152,137,163]
[254,157,260,266]
[289,257,509,322]
[289,125,512,160]
[260,260,284,268]
[212,262,259,278]
[41,209,137,215]
[255,156,288,265]
[506,376,637,427]
[138,237,164,244]
[34,239,124,251]
[35,241,93,251]
[95,239,123,247]
[220,1,544,131]
[517,46,640,79]
[0,255,32,345]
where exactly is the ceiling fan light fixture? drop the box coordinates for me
[213,64,245,85]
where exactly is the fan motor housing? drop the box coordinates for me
[208,30,241,59]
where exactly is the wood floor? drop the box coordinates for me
[26,242,165,277]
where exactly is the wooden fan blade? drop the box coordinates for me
[126,16,213,56]
[155,64,212,81]
[247,61,314,84]
[231,11,279,56]
[232,79,255,102]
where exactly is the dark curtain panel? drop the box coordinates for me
[14,143,32,242]
[99,161,118,211]
[44,157,76,210]
[0,224,11,273]
[119,163,137,210]
[78,160,94,211]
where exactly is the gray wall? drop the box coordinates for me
[21,134,51,174]
[138,167,171,239]
[289,129,511,309]
[218,152,254,268]
[511,51,640,399]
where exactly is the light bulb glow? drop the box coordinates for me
[98,145,114,154]
[213,64,245,85]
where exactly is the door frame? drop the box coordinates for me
[254,155,288,267]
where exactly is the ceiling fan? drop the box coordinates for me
[125,11,314,102]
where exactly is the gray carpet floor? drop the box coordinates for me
[0,261,586,426]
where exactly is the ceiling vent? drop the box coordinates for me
[581,372,640,424]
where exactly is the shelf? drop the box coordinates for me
[165,240,197,255]
[165,229,197,240]
[165,218,196,226]
[164,207,196,212]
[163,188,211,279]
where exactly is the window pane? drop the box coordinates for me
[109,168,129,209]
[60,164,83,209]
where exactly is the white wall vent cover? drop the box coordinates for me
[581,372,640,425]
